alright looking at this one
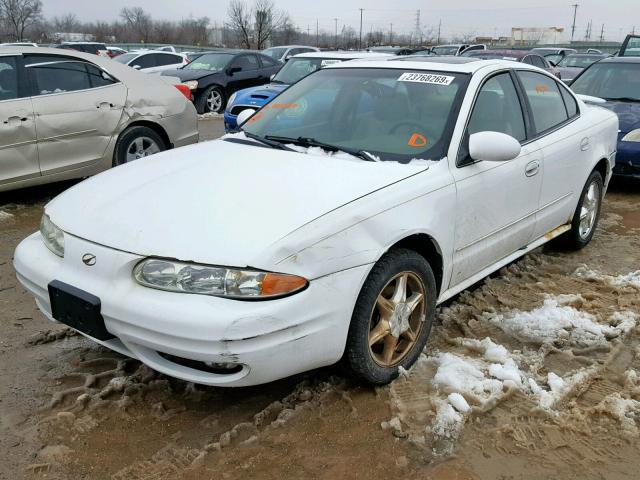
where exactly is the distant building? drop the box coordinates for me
[52,32,96,42]
[510,27,565,46]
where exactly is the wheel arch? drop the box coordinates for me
[593,157,609,184]
[384,233,445,298]
[117,120,172,150]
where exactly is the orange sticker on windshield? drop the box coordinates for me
[271,103,299,109]
[535,85,550,94]
[408,133,428,148]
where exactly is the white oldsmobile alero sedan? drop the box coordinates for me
[14,57,618,387]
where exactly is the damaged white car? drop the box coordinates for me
[14,58,618,387]
[0,47,198,192]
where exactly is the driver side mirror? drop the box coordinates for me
[227,66,242,75]
[236,108,256,126]
[469,131,521,162]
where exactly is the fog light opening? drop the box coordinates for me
[158,352,243,375]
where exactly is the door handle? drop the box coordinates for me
[3,116,28,124]
[525,160,540,177]
[96,102,115,109]
[580,137,590,151]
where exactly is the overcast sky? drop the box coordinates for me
[44,0,638,41]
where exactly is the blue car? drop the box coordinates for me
[224,52,388,131]
[571,56,640,178]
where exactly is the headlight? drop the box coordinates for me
[622,129,640,142]
[40,214,64,257]
[133,258,308,299]
[184,80,199,90]
[228,92,237,105]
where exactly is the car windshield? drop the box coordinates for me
[558,55,602,68]
[571,62,640,101]
[432,46,459,56]
[273,57,345,84]
[242,68,468,162]
[114,53,138,64]
[183,53,233,71]
[263,47,287,60]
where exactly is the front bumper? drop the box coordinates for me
[612,140,640,178]
[223,111,237,132]
[14,232,369,387]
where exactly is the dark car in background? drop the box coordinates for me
[367,46,415,56]
[466,49,560,77]
[54,42,109,57]
[571,57,640,179]
[530,47,577,66]
[556,53,609,84]
[161,50,281,113]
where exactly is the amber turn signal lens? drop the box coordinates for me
[262,273,308,296]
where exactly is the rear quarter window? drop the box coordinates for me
[517,71,569,134]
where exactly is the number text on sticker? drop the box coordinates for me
[397,72,455,85]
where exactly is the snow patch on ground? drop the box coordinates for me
[0,210,14,223]
[198,112,224,119]
[488,297,636,348]
[574,265,640,289]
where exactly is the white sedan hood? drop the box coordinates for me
[47,140,428,268]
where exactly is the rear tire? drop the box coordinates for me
[345,249,436,385]
[113,126,166,167]
[557,170,604,250]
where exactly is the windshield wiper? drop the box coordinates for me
[604,97,640,103]
[242,132,295,151]
[270,79,285,84]
[264,135,378,162]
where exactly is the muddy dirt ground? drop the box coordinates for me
[1,117,639,479]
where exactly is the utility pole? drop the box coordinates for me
[307,24,310,42]
[334,18,338,49]
[600,24,605,42]
[571,4,579,42]
[437,19,442,44]
[390,23,393,45]
[414,9,421,43]
[316,19,319,47]
[359,8,364,50]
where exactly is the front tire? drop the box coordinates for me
[196,86,225,114]
[345,249,436,385]
[559,170,604,250]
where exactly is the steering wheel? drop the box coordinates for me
[389,122,427,135]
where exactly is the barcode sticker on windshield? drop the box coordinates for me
[321,59,341,66]
[397,72,454,85]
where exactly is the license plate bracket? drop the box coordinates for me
[48,280,114,341]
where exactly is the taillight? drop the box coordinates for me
[175,84,192,101]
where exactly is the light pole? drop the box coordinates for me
[359,8,364,50]
[334,18,338,49]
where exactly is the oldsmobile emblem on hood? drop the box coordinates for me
[82,254,97,266]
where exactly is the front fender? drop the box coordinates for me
[256,163,456,284]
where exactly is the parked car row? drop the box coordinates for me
[4,36,639,390]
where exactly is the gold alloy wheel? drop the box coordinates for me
[368,271,427,367]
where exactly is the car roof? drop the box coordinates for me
[600,56,640,63]
[59,41,105,45]
[328,57,531,74]
[291,51,391,59]
[130,50,184,56]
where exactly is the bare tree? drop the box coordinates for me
[254,0,284,49]
[120,7,152,43]
[52,13,81,33]
[227,0,285,49]
[0,0,42,41]
[227,0,252,48]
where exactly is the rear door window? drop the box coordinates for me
[0,56,18,100]
[517,71,569,134]
[156,54,183,66]
[26,57,92,95]
[131,54,156,69]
